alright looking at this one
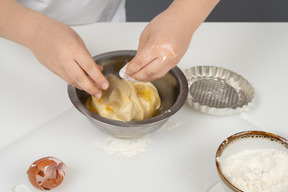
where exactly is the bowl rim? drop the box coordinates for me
[67,50,188,127]
[215,130,288,192]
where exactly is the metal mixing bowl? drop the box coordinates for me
[68,50,188,138]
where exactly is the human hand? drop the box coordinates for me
[125,7,194,81]
[28,19,108,98]
[0,1,108,98]
[125,0,219,82]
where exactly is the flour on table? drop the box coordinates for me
[12,185,32,192]
[160,121,182,131]
[100,135,153,157]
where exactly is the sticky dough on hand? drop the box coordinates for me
[90,74,161,121]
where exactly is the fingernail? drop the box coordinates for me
[119,63,128,79]
[95,93,102,99]
[101,82,109,90]
[98,65,104,71]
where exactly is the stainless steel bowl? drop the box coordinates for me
[68,50,188,138]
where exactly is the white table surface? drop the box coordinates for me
[0,22,288,192]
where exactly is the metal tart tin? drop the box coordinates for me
[183,66,254,115]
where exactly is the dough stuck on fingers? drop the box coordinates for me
[87,74,161,121]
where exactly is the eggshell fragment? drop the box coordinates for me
[27,156,66,190]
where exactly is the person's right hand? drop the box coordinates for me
[0,0,108,98]
[28,19,109,99]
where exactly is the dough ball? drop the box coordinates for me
[88,74,161,121]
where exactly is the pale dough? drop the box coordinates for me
[90,74,161,121]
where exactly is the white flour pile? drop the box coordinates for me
[12,185,32,192]
[100,121,182,157]
[99,121,181,157]
[100,135,153,157]
[222,149,288,192]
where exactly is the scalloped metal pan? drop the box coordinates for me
[183,66,254,115]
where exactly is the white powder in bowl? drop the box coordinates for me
[222,149,288,192]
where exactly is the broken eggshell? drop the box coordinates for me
[27,156,66,190]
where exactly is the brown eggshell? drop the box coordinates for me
[27,156,66,190]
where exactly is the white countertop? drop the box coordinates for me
[0,22,288,192]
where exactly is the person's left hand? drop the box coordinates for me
[125,6,195,81]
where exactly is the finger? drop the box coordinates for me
[126,48,157,76]
[61,72,83,90]
[97,64,104,71]
[87,75,101,89]
[76,53,109,90]
[131,58,179,82]
[47,62,83,90]
[65,60,103,98]
[130,58,166,81]
[63,65,100,90]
